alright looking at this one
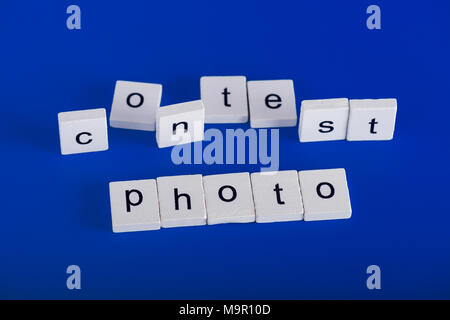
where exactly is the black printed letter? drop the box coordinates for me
[125,189,143,212]
[273,183,285,205]
[265,94,282,109]
[174,188,191,210]
[126,92,144,108]
[76,132,92,145]
[369,118,378,134]
[218,185,237,202]
[222,88,231,107]
[173,122,188,134]
[319,121,334,133]
[316,182,335,199]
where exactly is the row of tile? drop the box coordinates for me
[112,77,397,145]
[57,77,397,154]
[109,168,352,233]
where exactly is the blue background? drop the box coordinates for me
[1,0,449,299]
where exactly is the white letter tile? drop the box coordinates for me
[251,170,304,223]
[58,108,108,155]
[109,179,160,233]
[298,168,352,221]
[109,80,162,131]
[247,80,297,128]
[156,100,205,148]
[200,76,248,123]
[203,172,255,225]
[346,98,397,141]
[156,174,206,228]
[299,98,349,142]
